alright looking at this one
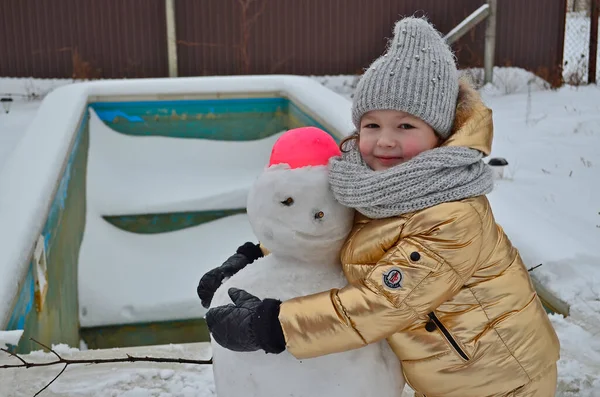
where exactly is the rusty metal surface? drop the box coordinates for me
[0,1,566,84]
[589,0,599,84]
[103,209,247,234]
[174,0,566,85]
[492,0,567,85]
[80,318,210,350]
[0,0,167,79]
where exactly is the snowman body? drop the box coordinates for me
[210,159,405,397]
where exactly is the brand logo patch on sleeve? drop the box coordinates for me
[383,267,404,289]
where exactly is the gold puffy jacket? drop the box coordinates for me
[278,82,560,396]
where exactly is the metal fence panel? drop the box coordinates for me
[0,0,566,86]
[0,0,168,79]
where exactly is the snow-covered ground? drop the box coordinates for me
[0,11,599,396]
[0,69,599,396]
[0,341,216,397]
[1,317,599,397]
[0,78,72,173]
[79,108,276,326]
[320,70,600,308]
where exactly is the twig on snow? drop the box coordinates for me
[1,338,212,396]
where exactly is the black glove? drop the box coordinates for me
[197,242,264,309]
[205,288,286,354]
[236,241,264,262]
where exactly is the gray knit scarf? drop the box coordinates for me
[328,141,494,219]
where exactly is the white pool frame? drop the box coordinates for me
[0,75,354,327]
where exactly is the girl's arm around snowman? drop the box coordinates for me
[279,201,484,359]
[206,201,485,358]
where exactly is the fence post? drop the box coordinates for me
[165,0,178,77]
[484,0,497,84]
[589,0,599,84]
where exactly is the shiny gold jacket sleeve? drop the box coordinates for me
[278,201,484,359]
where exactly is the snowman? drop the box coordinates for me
[209,127,405,397]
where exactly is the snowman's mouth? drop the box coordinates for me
[268,219,347,242]
[294,229,348,242]
[268,219,322,241]
[294,230,321,241]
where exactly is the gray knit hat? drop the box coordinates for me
[352,17,459,138]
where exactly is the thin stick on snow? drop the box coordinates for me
[0,347,30,367]
[32,339,62,360]
[527,264,543,272]
[34,363,67,397]
[1,338,212,396]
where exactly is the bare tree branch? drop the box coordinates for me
[34,364,68,397]
[177,0,285,76]
[1,338,212,396]
[0,348,31,367]
[236,0,269,74]
[31,338,63,361]
[245,0,269,28]
[1,338,213,369]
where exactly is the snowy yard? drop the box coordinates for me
[1,68,599,396]
[1,11,600,397]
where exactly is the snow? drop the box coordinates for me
[26,343,80,359]
[86,109,281,215]
[0,75,353,328]
[0,16,599,393]
[0,342,215,397]
[1,72,600,395]
[1,322,598,397]
[0,81,91,327]
[0,78,73,173]
[0,330,23,348]
[479,83,600,332]
[322,71,600,315]
[80,108,279,324]
[320,74,600,396]
[550,314,600,395]
[76,76,352,327]
[78,206,257,327]
[0,341,414,397]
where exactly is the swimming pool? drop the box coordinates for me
[0,75,354,353]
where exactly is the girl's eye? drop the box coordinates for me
[362,123,379,129]
[399,123,415,129]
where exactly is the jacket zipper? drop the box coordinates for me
[428,312,470,361]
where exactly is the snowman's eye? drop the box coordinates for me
[314,211,325,219]
[281,197,294,206]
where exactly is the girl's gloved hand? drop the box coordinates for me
[197,242,264,308]
[206,288,286,354]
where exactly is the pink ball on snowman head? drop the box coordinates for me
[268,127,341,169]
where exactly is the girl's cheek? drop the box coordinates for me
[358,136,371,157]
[400,140,423,160]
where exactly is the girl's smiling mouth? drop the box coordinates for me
[375,156,404,165]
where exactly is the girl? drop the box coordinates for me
[201,17,560,397]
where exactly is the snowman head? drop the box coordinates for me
[247,127,354,263]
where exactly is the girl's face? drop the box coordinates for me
[358,110,440,171]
